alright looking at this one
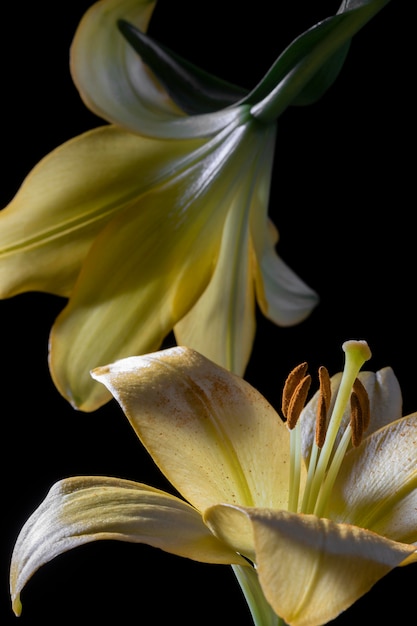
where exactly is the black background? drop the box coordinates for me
[2,1,415,624]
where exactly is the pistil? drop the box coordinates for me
[305,341,372,513]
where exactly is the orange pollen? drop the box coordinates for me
[350,391,364,447]
[286,374,312,430]
[349,378,371,447]
[352,377,370,431]
[281,362,308,419]
[315,366,331,448]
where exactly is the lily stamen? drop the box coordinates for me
[282,362,308,422]
[283,363,310,513]
[286,374,312,430]
[315,365,331,448]
[353,377,371,431]
[350,390,364,448]
[290,341,373,516]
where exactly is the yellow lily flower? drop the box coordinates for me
[0,0,390,411]
[10,340,417,625]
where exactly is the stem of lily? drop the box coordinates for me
[232,565,284,626]
[249,0,390,124]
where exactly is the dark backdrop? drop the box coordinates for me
[2,2,414,624]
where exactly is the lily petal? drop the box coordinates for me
[174,126,274,375]
[10,476,245,616]
[331,414,417,543]
[49,123,260,410]
[70,0,247,138]
[0,125,205,298]
[173,178,256,375]
[208,506,416,626]
[91,347,290,512]
[240,124,319,327]
[255,219,319,326]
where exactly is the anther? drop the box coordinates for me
[282,362,308,419]
[352,378,370,431]
[350,391,364,447]
[315,366,331,448]
[350,377,371,447]
[286,374,312,430]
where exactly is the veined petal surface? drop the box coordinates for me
[330,414,417,543]
[10,476,245,616]
[0,125,205,298]
[91,347,291,513]
[70,0,247,138]
[207,506,416,626]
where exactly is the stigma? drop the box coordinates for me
[283,340,372,516]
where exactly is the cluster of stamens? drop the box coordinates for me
[282,362,370,449]
[281,340,372,516]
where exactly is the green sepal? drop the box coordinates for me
[117,19,247,115]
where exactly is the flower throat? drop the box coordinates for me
[283,340,372,517]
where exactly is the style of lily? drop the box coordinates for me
[0,0,391,411]
[10,340,417,625]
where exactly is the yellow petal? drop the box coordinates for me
[10,475,245,616]
[204,503,257,561]
[330,413,417,543]
[245,125,318,327]
[49,123,260,410]
[70,0,245,138]
[254,220,319,327]
[91,347,290,512]
[244,509,416,626]
[0,125,204,298]
[173,161,259,376]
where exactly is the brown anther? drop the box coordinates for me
[350,391,364,447]
[315,366,331,448]
[286,374,312,430]
[352,378,370,431]
[282,362,308,419]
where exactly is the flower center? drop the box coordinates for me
[282,340,372,517]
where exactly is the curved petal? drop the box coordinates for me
[10,476,245,616]
[173,187,255,376]
[242,124,318,326]
[330,414,417,543]
[204,503,257,561]
[49,123,261,410]
[214,506,415,626]
[299,367,403,462]
[174,127,273,376]
[0,125,205,298]
[70,0,247,139]
[91,347,291,512]
[254,220,319,326]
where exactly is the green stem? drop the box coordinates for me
[232,565,282,626]
[249,0,390,123]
